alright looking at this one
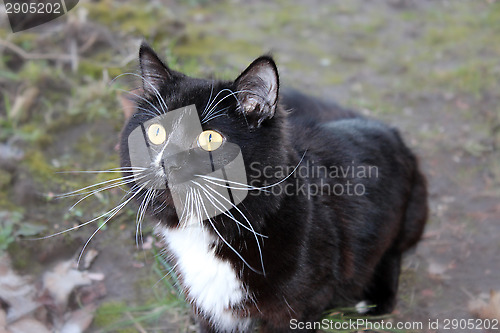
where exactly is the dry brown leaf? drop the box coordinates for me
[7,317,50,333]
[0,256,39,323]
[9,87,39,123]
[60,304,97,333]
[42,261,102,307]
[0,309,6,330]
[82,249,99,270]
[468,290,500,321]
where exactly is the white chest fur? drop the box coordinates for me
[158,223,251,332]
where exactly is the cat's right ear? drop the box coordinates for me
[139,43,172,96]
[235,56,279,128]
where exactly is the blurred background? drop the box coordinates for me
[0,0,499,332]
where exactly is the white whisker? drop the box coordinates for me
[195,188,263,274]
[201,185,266,275]
[54,173,142,198]
[76,180,151,265]
[192,181,267,238]
[112,72,169,114]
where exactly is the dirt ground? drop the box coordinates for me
[1,0,499,332]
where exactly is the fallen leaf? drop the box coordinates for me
[73,282,106,306]
[0,308,6,328]
[60,304,97,333]
[82,249,99,270]
[469,290,500,321]
[427,260,448,278]
[42,261,96,307]
[0,256,39,323]
[421,289,435,298]
[7,317,50,333]
[141,236,154,250]
[9,87,39,123]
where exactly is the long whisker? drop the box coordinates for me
[56,167,147,174]
[202,89,243,122]
[202,87,233,117]
[112,72,169,113]
[67,175,145,211]
[203,114,227,124]
[192,181,267,238]
[137,187,156,247]
[195,188,263,274]
[154,261,180,288]
[77,181,150,265]
[197,149,308,191]
[201,185,266,275]
[194,176,269,193]
[31,177,149,241]
[178,188,190,223]
[201,80,215,116]
[54,173,142,198]
[115,88,163,116]
[203,105,229,120]
[202,88,269,124]
[135,105,162,118]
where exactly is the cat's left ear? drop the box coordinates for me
[235,56,279,128]
[139,42,173,96]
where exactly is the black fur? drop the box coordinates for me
[120,43,428,333]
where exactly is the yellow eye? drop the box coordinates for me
[198,130,224,151]
[147,123,167,145]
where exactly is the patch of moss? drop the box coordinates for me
[10,32,39,52]
[94,301,136,333]
[173,33,262,65]
[0,170,12,189]
[432,62,498,96]
[85,0,173,36]
[0,191,17,211]
[7,241,33,271]
[23,150,57,187]
[484,2,500,31]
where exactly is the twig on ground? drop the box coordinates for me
[0,39,73,62]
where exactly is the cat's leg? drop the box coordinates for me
[398,168,428,252]
[362,250,402,315]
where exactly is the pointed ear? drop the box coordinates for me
[235,56,279,128]
[139,42,172,96]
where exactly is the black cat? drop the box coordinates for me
[119,43,428,333]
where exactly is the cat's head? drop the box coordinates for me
[120,43,289,228]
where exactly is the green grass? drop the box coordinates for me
[93,245,190,332]
[0,211,46,254]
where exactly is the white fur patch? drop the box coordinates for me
[158,221,251,332]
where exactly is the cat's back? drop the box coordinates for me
[281,88,359,124]
[281,89,409,159]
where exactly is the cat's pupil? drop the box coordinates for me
[208,134,212,142]
[156,128,160,136]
